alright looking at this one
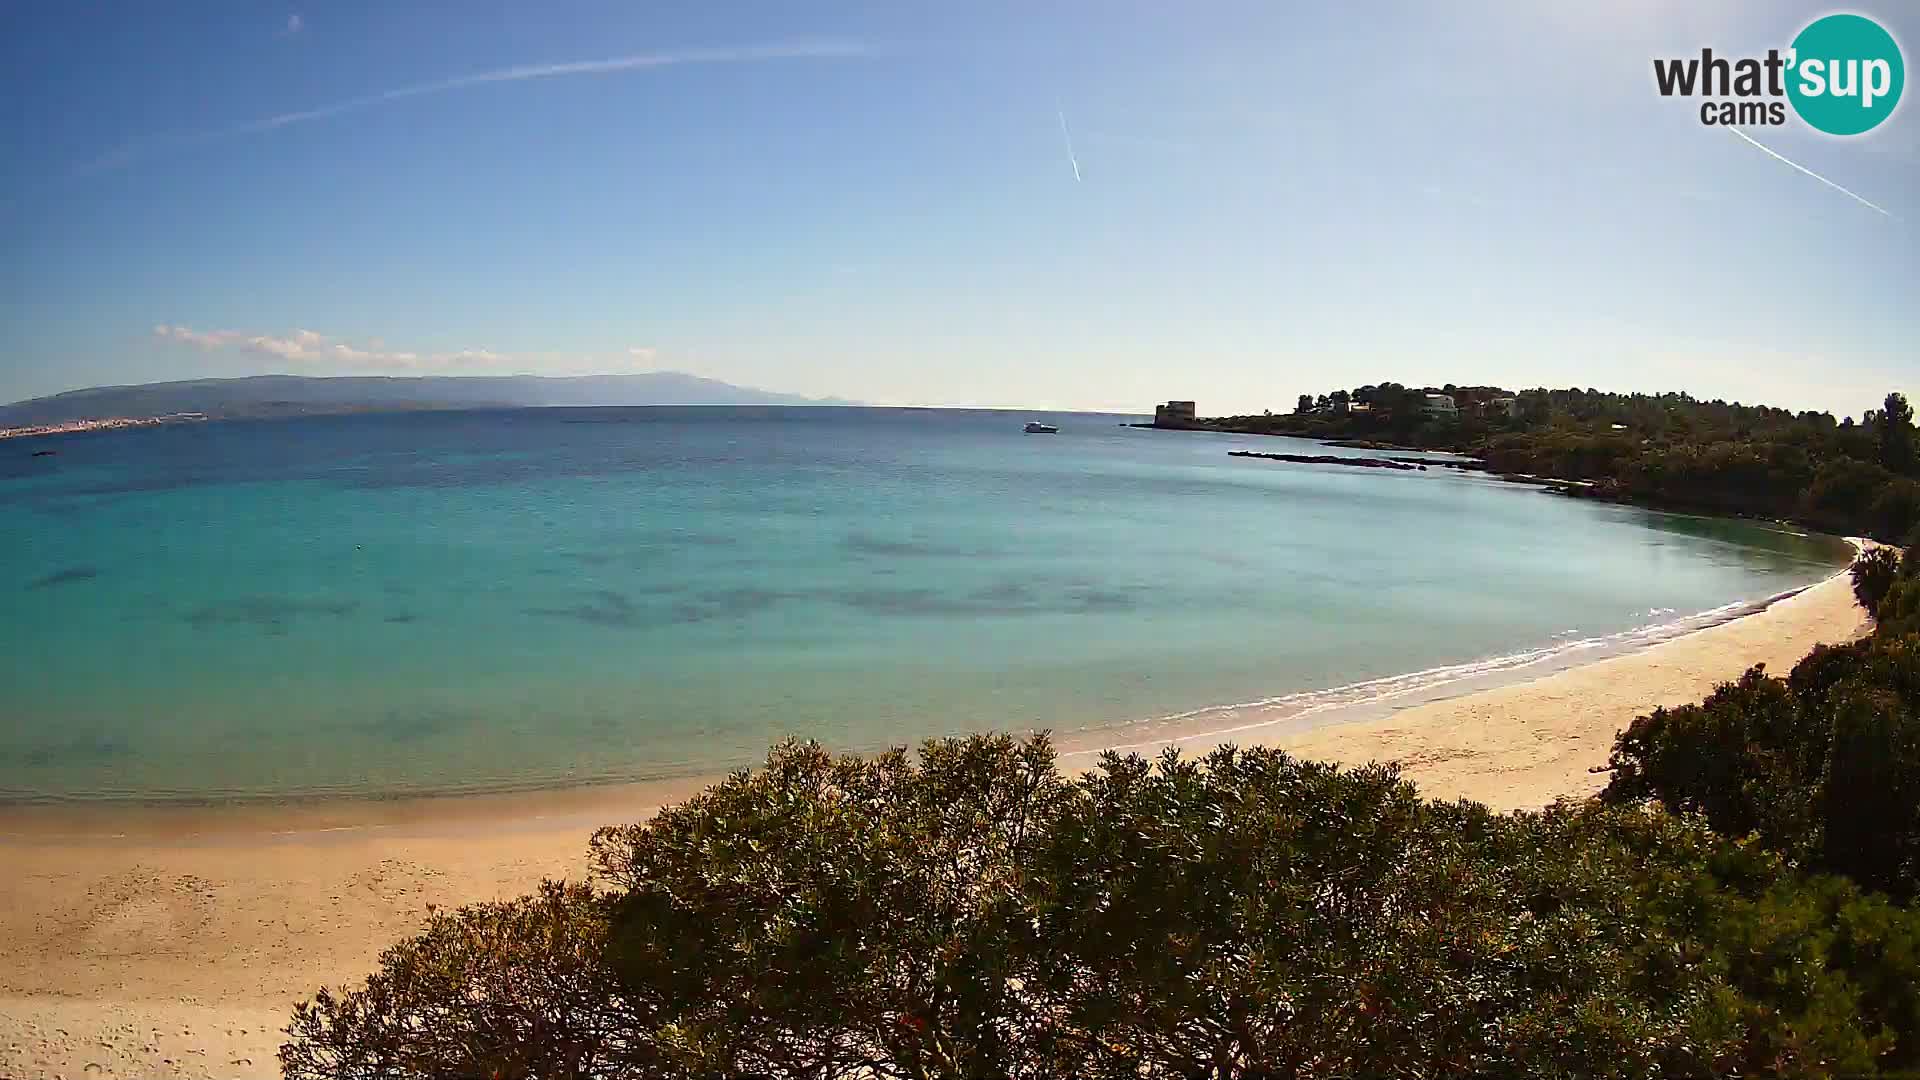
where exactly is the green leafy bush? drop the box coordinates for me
[1882,579,1920,638]
[280,881,642,1079]
[1605,633,1920,903]
[1854,547,1904,613]
[1603,665,1822,849]
[284,736,1920,1079]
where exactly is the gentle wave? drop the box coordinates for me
[1058,580,1821,759]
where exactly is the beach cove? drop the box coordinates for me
[0,562,1871,1079]
[3,407,1851,804]
[0,407,1874,1076]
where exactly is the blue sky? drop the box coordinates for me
[2,1,1914,415]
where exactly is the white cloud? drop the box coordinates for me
[245,333,314,360]
[627,346,658,363]
[282,13,304,36]
[154,324,244,348]
[441,348,508,365]
[153,324,525,370]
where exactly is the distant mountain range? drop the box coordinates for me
[0,373,858,427]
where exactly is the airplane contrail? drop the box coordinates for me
[1058,109,1081,182]
[76,40,866,176]
[1727,127,1891,216]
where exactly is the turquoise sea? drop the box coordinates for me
[0,407,1850,803]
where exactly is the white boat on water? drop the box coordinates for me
[1023,421,1059,434]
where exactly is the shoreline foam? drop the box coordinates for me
[0,556,1873,1079]
[1054,580,1822,764]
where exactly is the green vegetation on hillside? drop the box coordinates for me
[1215,387,1920,543]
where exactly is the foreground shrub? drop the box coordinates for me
[1605,633,1920,902]
[590,735,1074,1078]
[1854,546,1904,614]
[280,881,643,1079]
[1879,541,1920,637]
[1603,664,1820,847]
[284,736,1920,1079]
[1883,578,1920,638]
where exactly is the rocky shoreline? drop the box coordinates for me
[1228,450,1428,471]
[2,414,205,442]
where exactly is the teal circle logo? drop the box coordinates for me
[1787,14,1904,135]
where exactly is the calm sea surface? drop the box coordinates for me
[0,407,1849,803]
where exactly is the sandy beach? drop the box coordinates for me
[0,566,1871,1080]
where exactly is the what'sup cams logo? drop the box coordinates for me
[1654,13,1904,135]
